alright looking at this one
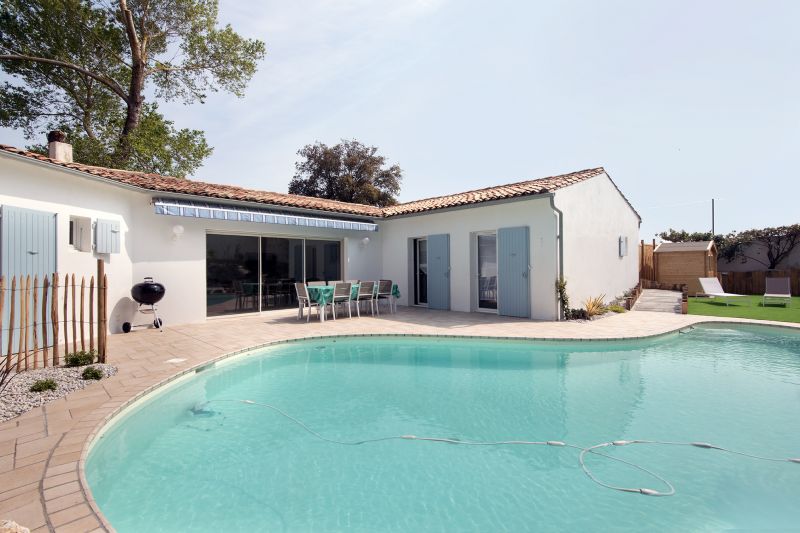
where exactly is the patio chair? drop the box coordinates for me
[295,282,322,322]
[698,277,746,306]
[331,282,353,320]
[328,280,344,286]
[307,281,326,286]
[355,281,376,317]
[376,280,395,314]
[763,277,791,307]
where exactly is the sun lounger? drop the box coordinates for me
[698,277,746,306]
[763,277,791,307]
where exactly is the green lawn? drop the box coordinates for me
[688,295,800,323]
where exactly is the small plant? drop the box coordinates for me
[30,379,57,392]
[556,278,570,319]
[607,304,627,313]
[81,366,104,380]
[569,308,588,320]
[584,294,607,317]
[65,350,97,367]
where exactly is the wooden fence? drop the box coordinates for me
[639,240,656,282]
[720,269,800,296]
[1,260,107,373]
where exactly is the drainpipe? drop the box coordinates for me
[548,194,564,320]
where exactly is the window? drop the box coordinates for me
[69,216,92,252]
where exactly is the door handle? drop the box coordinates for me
[27,250,39,255]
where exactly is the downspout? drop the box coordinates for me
[548,193,564,320]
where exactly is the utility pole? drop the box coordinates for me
[711,198,715,236]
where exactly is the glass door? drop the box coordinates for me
[477,232,498,311]
[206,234,260,316]
[414,238,428,306]
[261,237,303,310]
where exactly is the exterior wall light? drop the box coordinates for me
[172,224,185,240]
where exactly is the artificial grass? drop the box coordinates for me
[688,295,800,323]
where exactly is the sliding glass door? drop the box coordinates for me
[206,234,260,316]
[261,237,303,310]
[206,234,342,316]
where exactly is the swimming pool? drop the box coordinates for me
[85,324,800,531]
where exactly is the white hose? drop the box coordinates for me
[201,399,799,497]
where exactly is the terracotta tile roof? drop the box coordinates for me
[0,144,382,217]
[382,167,606,216]
[0,145,636,220]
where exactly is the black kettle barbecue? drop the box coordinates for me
[122,277,165,333]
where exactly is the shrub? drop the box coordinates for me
[569,308,588,320]
[81,366,104,380]
[584,294,607,317]
[556,278,570,319]
[65,350,97,367]
[607,304,627,313]
[30,379,57,392]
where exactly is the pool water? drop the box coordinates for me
[86,325,800,531]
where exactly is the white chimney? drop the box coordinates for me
[47,130,73,163]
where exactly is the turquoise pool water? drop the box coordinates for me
[86,325,800,531]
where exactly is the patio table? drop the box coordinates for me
[305,283,401,321]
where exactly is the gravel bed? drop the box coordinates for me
[0,364,117,423]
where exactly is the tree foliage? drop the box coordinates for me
[719,224,800,270]
[659,224,800,270]
[289,140,403,207]
[0,0,265,176]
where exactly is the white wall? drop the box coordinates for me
[717,241,800,272]
[1,154,136,337]
[379,198,559,320]
[555,173,640,307]
[1,153,382,330]
[127,201,382,326]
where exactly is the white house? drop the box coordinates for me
[0,136,640,331]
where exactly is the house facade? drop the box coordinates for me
[0,138,640,331]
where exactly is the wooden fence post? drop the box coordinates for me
[32,275,39,369]
[71,274,77,354]
[6,277,15,372]
[89,276,95,353]
[80,276,86,352]
[18,276,28,371]
[97,260,106,363]
[63,277,69,358]
[42,276,50,367]
[52,274,60,366]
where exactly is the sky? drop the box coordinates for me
[2,0,799,240]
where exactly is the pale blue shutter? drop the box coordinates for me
[1,205,57,349]
[426,234,450,310]
[498,226,530,318]
[95,219,120,254]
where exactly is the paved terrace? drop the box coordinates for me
[1,307,798,532]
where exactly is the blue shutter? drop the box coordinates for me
[426,234,450,310]
[1,205,57,349]
[498,226,530,318]
[95,219,120,254]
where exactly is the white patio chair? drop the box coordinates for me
[295,282,322,322]
[331,282,353,320]
[355,281,376,317]
[328,280,344,286]
[376,279,394,314]
[307,281,326,286]
[763,277,791,307]
[698,277,746,306]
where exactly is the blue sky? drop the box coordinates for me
[3,0,798,239]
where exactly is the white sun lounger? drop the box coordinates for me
[763,277,791,307]
[698,277,746,306]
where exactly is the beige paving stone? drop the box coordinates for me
[0,486,39,514]
[14,451,50,468]
[49,502,92,527]
[53,514,101,533]
[45,491,87,514]
[46,461,77,477]
[2,499,46,531]
[0,462,45,494]
[42,481,80,501]
[43,470,79,489]
[0,482,38,505]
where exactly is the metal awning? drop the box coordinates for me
[152,198,379,232]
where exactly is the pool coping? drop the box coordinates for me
[73,317,800,532]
